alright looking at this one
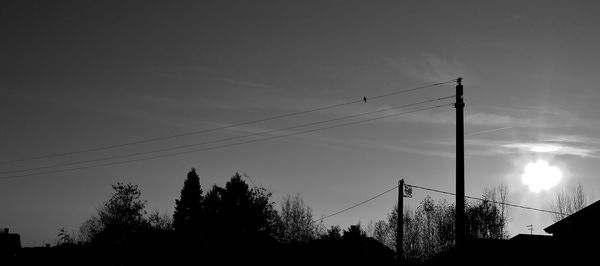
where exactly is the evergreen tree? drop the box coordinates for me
[173,168,204,233]
[203,173,279,242]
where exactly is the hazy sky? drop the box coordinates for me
[2,1,600,246]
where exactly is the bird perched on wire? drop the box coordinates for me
[363,96,367,103]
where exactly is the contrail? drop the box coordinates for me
[466,126,513,136]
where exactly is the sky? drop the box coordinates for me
[2,0,600,246]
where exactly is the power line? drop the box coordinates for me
[0,95,454,175]
[316,185,399,223]
[406,184,562,215]
[0,80,456,165]
[313,180,563,224]
[0,104,451,179]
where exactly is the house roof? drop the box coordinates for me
[544,200,600,234]
[509,234,553,242]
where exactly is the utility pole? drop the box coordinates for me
[397,179,404,264]
[527,224,533,235]
[455,77,465,248]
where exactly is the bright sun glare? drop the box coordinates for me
[521,159,562,193]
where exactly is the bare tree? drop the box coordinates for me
[480,183,510,239]
[372,184,510,263]
[314,217,327,237]
[551,183,588,222]
[372,220,391,246]
[147,210,173,231]
[55,227,76,246]
[78,215,103,243]
[363,220,375,238]
[279,194,317,244]
[77,182,147,245]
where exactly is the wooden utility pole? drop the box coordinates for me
[397,179,404,264]
[455,78,465,248]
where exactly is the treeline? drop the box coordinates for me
[43,169,509,265]
[371,184,509,263]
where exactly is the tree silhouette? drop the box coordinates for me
[373,185,509,263]
[373,220,391,245]
[343,224,367,241]
[147,210,173,231]
[56,227,75,246]
[194,173,280,263]
[551,182,588,222]
[473,184,509,239]
[279,194,317,244]
[309,223,394,265]
[77,182,147,247]
[466,196,505,239]
[78,215,102,243]
[173,168,203,233]
[322,225,342,240]
[200,174,279,241]
[97,182,147,246]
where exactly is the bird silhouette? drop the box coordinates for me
[363,96,367,103]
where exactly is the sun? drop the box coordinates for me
[521,159,562,193]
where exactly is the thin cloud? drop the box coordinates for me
[466,112,535,127]
[501,143,597,158]
[541,135,600,146]
[491,105,571,117]
[387,53,468,83]
[342,139,455,159]
[220,78,274,89]
[431,133,600,159]
[403,109,535,128]
[373,143,455,158]
[404,105,583,131]
[471,139,597,158]
[466,126,513,136]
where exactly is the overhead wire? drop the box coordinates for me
[0,104,452,179]
[406,183,562,215]
[315,184,399,223]
[0,95,454,175]
[0,79,457,165]
[314,181,563,224]
[314,182,562,225]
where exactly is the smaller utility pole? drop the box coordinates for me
[527,224,533,235]
[397,179,404,265]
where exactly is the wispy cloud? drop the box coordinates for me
[475,138,596,158]
[466,126,513,136]
[501,142,597,158]
[431,131,600,159]
[402,103,586,132]
[217,122,458,159]
[387,53,468,83]
[540,135,600,146]
[399,109,537,129]
[466,112,535,127]
[220,78,274,89]
[367,141,455,158]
